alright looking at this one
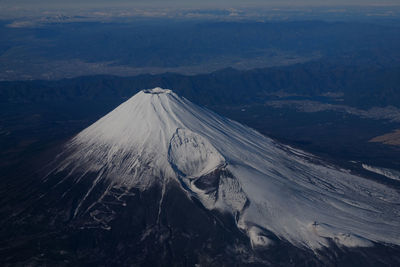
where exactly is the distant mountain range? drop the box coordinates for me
[1,62,399,109]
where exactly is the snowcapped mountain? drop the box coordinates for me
[46,87,400,253]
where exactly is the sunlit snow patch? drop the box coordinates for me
[362,164,400,182]
[168,128,225,177]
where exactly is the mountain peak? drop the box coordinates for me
[52,88,400,250]
[142,87,172,94]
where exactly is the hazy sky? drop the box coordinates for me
[1,0,400,8]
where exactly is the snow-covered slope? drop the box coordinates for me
[52,87,400,250]
[362,164,400,182]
